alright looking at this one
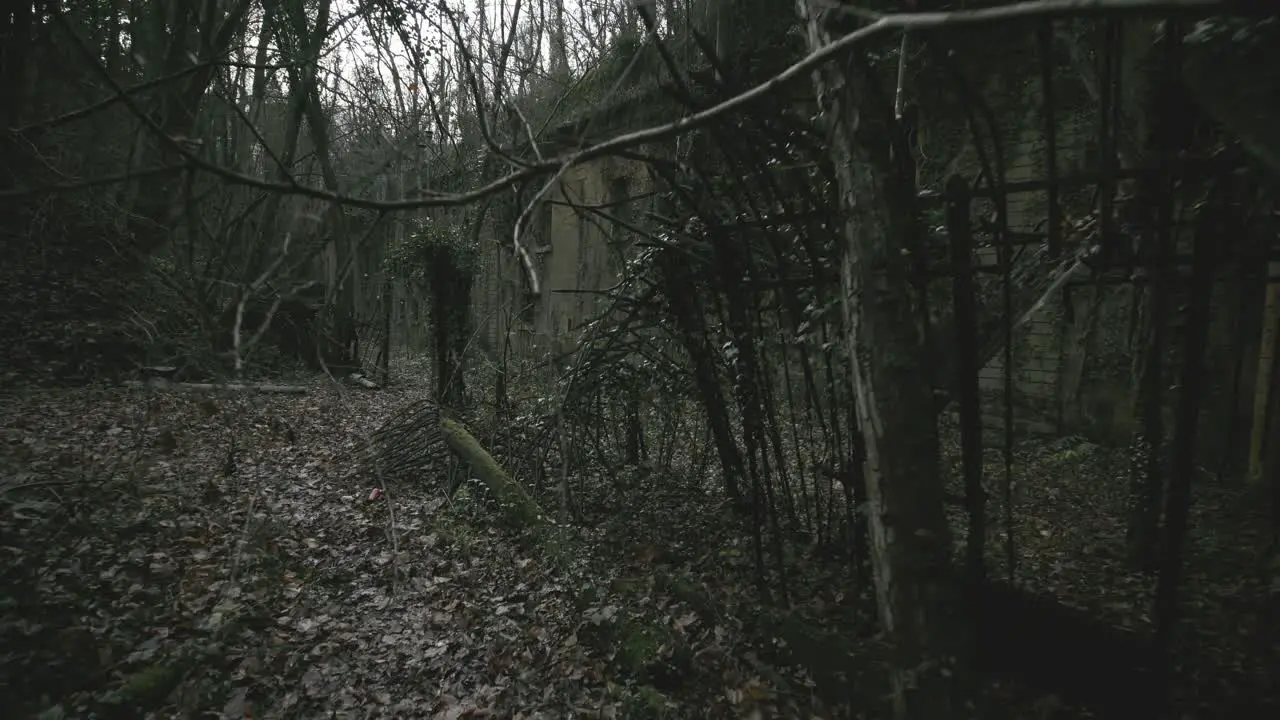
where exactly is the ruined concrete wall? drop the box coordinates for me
[942,22,1264,453]
[535,157,652,354]
[467,21,1262,461]
[469,155,654,362]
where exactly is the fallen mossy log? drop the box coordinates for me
[124,379,307,394]
[435,421,693,705]
[432,421,867,706]
[439,418,544,528]
[429,420,1165,715]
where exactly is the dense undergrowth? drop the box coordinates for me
[0,373,847,719]
[4,361,1277,719]
[2,216,1276,719]
[941,433,1279,718]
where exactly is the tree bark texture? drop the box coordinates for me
[121,1,253,255]
[796,5,957,719]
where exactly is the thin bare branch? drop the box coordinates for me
[14,0,1226,222]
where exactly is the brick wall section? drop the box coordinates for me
[973,244,1066,436]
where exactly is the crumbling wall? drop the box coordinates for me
[469,156,654,362]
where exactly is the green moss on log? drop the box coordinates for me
[440,418,544,528]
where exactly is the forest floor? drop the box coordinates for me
[941,429,1280,718]
[2,368,1277,719]
[0,370,850,719]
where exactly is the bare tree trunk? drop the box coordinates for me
[272,0,362,372]
[1262,341,1280,550]
[120,1,253,255]
[549,0,568,77]
[797,4,957,718]
[624,384,644,465]
[656,249,746,506]
[1249,271,1280,479]
[0,0,33,190]
[244,6,303,280]
[242,11,277,175]
[1127,266,1171,570]
[1150,184,1219,711]
[1126,21,1191,568]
